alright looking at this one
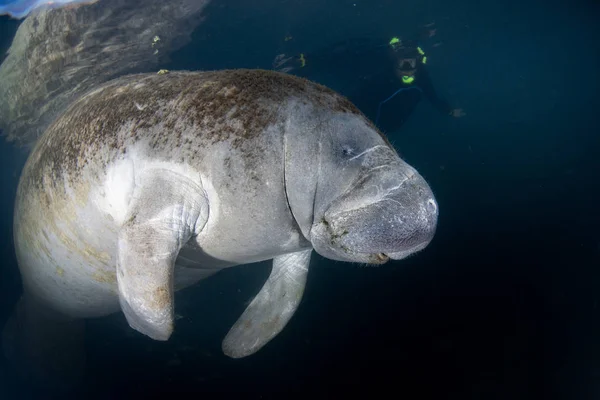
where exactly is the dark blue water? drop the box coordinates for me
[1,0,599,398]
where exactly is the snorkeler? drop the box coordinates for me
[273,27,465,133]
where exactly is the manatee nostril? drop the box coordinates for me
[426,198,437,214]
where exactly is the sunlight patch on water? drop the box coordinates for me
[0,0,98,19]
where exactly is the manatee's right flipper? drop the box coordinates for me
[2,294,85,395]
[117,169,208,341]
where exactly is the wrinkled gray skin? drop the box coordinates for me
[7,69,437,385]
[0,0,210,148]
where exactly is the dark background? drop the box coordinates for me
[1,0,600,398]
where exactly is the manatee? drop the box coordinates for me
[0,0,210,148]
[4,69,437,387]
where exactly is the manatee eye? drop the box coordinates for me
[341,145,355,157]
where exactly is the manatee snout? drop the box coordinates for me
[382,172,438,260]
[313,167,438,264]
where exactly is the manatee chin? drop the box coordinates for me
[310,166,438,265]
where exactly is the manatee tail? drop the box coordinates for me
[2,294,86,395]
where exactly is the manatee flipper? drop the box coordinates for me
[117,169,208,341]
[222,249,312,358]
[2,294,85,394]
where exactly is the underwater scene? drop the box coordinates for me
[0,0,599,398]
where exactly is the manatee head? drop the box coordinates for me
[286,108,438,265]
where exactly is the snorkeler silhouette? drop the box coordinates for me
[273,26,465,134]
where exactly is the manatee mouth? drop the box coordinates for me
[375,253,389,263]
[363,252,390,265]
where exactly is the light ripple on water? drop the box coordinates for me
[0,0,98,19]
